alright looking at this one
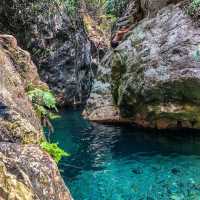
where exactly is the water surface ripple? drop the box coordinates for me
[49,109,200,200]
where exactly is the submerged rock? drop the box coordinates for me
[0,34,72,199]
[132,167,143,174]
[0,0,93,106]
[84,0,200,129]
[171,168,181,175]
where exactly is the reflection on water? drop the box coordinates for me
[49,109,200,200]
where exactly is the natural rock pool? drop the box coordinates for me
[49,109,200,200]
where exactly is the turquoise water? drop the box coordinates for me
[49,109,200,200]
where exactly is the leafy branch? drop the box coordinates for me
[40,141,70,163]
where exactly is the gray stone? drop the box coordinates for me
[0,34,72,199]
[0,0,93,106]
[84,0,200,129]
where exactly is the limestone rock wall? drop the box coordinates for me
[0,34,72,199]
[84,0,200,129]
[0,0,93,106]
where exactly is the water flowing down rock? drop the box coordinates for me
[0,34,72,199]
[84,0,200,129]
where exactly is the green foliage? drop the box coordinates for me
[63,0,78,14]
[27,88,57,110]
[40,141,70,163]
[26,85,60,132]
[188,0,200,16]
[34,104,48,118]
[85,0,108,9]
[193,45,200,61]
[191,0,200,9]
[84,0,129,16]
[99,14,117,30]
[105,0,129,16]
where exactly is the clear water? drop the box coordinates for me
[49,109,200,200]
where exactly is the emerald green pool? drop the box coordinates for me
[49,109,200,200]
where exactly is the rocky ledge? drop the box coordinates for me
[84,0,200,129]
[0,34,72,199]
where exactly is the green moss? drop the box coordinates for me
[157,111,198,121]
[137,78,200,106]
[111,52,127,105]
[146,104,200,126]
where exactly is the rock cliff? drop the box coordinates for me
[0,0,93,106]
[0,34,72,199]
[84,0,200,129]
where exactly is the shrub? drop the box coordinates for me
[27,88,57,110]
[27,85,59,132]
[105,0,130,16]
[188,0,200,16]
[63,0,78,14]
[40,141,70,163]
[191,0,200,9]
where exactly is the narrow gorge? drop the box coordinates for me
[1,0,200,199]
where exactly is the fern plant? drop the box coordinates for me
[40,141,70,163]
[27,85,60,132]
[27,88,57,110]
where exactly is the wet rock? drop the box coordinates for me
[83,51,132,123]
[171,168,181,175]
[132,167,143,174]
[168,182,179,194]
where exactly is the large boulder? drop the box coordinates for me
[84,0,200,129]
[0,34,43,143]
[0,0,92,106]
[0,143,72,200]
[0,34,72,199]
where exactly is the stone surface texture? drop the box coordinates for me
[0,0,93,106]
[0,34,72,199]
[84,0,200,129]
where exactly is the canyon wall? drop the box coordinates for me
[84,0,200,129]
[0,0,93,106]
[0,34,72,199]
